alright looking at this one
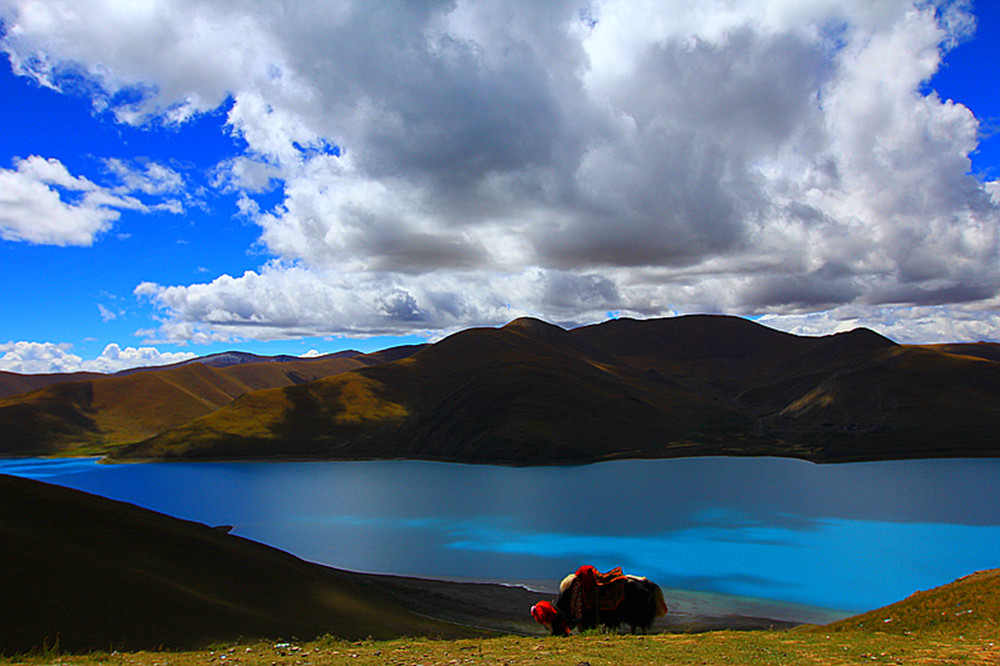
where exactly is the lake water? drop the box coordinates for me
[4,456,1000,622]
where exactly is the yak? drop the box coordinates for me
[531,565,668,635]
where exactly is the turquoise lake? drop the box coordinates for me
[4,456,1000,621]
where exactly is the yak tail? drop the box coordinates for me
[652,583,668,617]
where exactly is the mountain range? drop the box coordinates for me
[3,315,1000,463]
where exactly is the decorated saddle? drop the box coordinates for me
[572,564,628,612]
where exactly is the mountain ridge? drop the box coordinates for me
[110,315,1000,464]
[4,315,1000,464]
[0,345,426,456]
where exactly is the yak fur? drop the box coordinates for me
[547,571,668,635]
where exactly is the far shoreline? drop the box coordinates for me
[338,570,844,635]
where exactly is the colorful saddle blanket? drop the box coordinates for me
[575,565,628,611]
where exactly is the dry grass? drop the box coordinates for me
[332,376,409,425]
[6,630,1000,666]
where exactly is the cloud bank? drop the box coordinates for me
[0,341,195,374]
[3,0,998,343]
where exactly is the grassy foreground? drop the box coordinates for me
[6,568,999,665]
[5,628,1000,666]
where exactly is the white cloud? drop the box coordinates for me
[133,262,627,342]
[0,341,83,374]
[5,0,999,341]
[0,155,127,245]
[0,155,188,246]
[0,340,197,374]
[84,343,196,373]
[105,158,184,196]
[97,303,122,322]
[759,302,1000,345]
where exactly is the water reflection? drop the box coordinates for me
[3,456,1000,616]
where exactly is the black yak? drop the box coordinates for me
[531,565,668,635]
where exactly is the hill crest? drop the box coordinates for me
[825,568,1000,637]
[113,315,1000,464]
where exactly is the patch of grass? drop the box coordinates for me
[823,568,1000,638]
[4,630,998,666]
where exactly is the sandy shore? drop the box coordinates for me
[347,571,842,636]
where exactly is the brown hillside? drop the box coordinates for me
[116,318,750,463]
[765,345,1000,460]
[920,341,1000,363]
[0,349,423,457]
[0,473,482,654]
[116,316,1000,464]
[0,370,104,400]
[12,316,1000,465]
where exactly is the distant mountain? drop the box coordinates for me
[0,345,425,456]
[0,350,364,399]
[115,349,366,374]
[0,473,482,653]
[919,341,1000,363]
[113,315,1000,464]
[0,370,106,400]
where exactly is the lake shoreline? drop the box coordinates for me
[3,455,997,621]
[345,570,823,635]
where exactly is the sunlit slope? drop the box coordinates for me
[117,318,751,463]
[919,341,1000,363]
[118,315,1000,463]
[0,353,415,456]
[0,474,480,654]
[823,568,1000,637]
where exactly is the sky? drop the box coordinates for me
[1,0,999,374]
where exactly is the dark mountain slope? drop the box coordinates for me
[118,316,1000,464]
[116,319,752,464]
[0,370,105,400]
[571,316,897,404]
[0,474,482,654]
[765,345,1000,460]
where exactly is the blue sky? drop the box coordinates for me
[1,1,999,373]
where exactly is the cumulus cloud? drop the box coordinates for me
[5,0,1000,341]
[0,155,136,245]
[0,340,196,374]
[759,302,1000,345]
[0,155,190,245]
[134,262,623,341]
